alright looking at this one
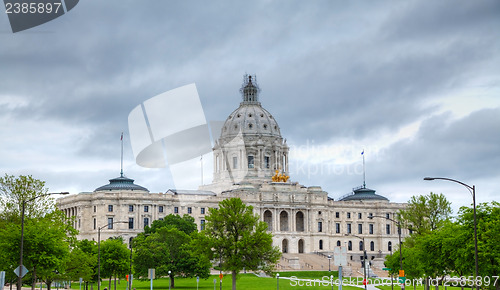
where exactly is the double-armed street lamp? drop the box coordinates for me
[423,177,478,290]
[345,233,367,290]
[97,221,128,290]
[18,192,69,290]
[368,214,404,289]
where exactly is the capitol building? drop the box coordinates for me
[57,76,407,270]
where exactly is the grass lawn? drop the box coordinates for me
[75,271,374,290]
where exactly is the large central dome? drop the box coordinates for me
[220,75,282,141]
[208,75,289,190]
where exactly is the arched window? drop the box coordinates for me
[337,240,341,247]
[388,241,392,252]
[296,211,304,232]
[298,239,304,253]
[264,210,272,231]
[280,211,289,231]
[348,241,352,251]
[370,241,375,251]
[359,241,363,251]
[319,240,324,250]
[282,239,288,253]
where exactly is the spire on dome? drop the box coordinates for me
[240,74,260,103]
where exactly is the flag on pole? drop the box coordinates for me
[121,132,123,140]
[361,150,364,155]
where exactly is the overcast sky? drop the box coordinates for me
[1,0,499,214]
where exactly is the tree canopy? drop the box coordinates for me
[0,175,76,290]
[386,193,499,290]
[133,214,210,288]
[200,197,281,290]
[145,214,197,235]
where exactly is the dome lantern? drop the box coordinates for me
[240,74,260,103]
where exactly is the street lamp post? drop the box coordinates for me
[129,238,133,290]
[369,215,403,290]
[18,192,69,290]
[424,177,478,290]
[328,255,332,272]
[97,221,128,290]
[346,234,367,290]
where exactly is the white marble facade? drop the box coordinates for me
[57,76,407,263]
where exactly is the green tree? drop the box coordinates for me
[200,197,281,290]
[65,240,97,284]
[385,193,452,290]
[458,202,500,290]
[100,238,129,290]
[133,226,210,288]
[0,174,55,220]
[399,192,453,234]
[145,214,197,235]
[398,192,452,235]
[0,175,75,290]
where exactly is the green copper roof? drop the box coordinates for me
[339,186,389,201]
[94,174,149,192]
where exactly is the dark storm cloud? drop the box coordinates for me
[0,0,498,198]
[374,107,500,183]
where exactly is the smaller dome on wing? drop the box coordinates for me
[94,174,149,192]
[339,186,389,201]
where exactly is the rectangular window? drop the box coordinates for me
[93,218,96,230]
[358,224,363,234]
[159,206,164,213]
[129,205,134,212]
[233,156,238,169]
[335,212,340,218]
[94,206,96,213]
[188,207,192,214]
[200,220,205,230]
[108,217,113,229]
[108,205,113,212]
[144,205,149,212]
[347,212,351,218]
[336,223,340,233]
[264,156,270,169]
[174,207,179,214]
[128,217,134,229]
[386,224,391,235]
[347,223,352,234]
[386,213,390,219]
[247,155,254,168]
[201,208,205,214]
[144,217,149,228]
[78,219,81,228]
[318,222,323,232]
[358,213,362,219]
[369,224,374,234]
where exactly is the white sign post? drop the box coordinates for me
[334,246,348,290]
[148,269,155,290]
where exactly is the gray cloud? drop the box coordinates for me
[0,0,498,207]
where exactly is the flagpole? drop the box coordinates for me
[121,132,124,177]
[200,155,203,185]
[362,150,365,188]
